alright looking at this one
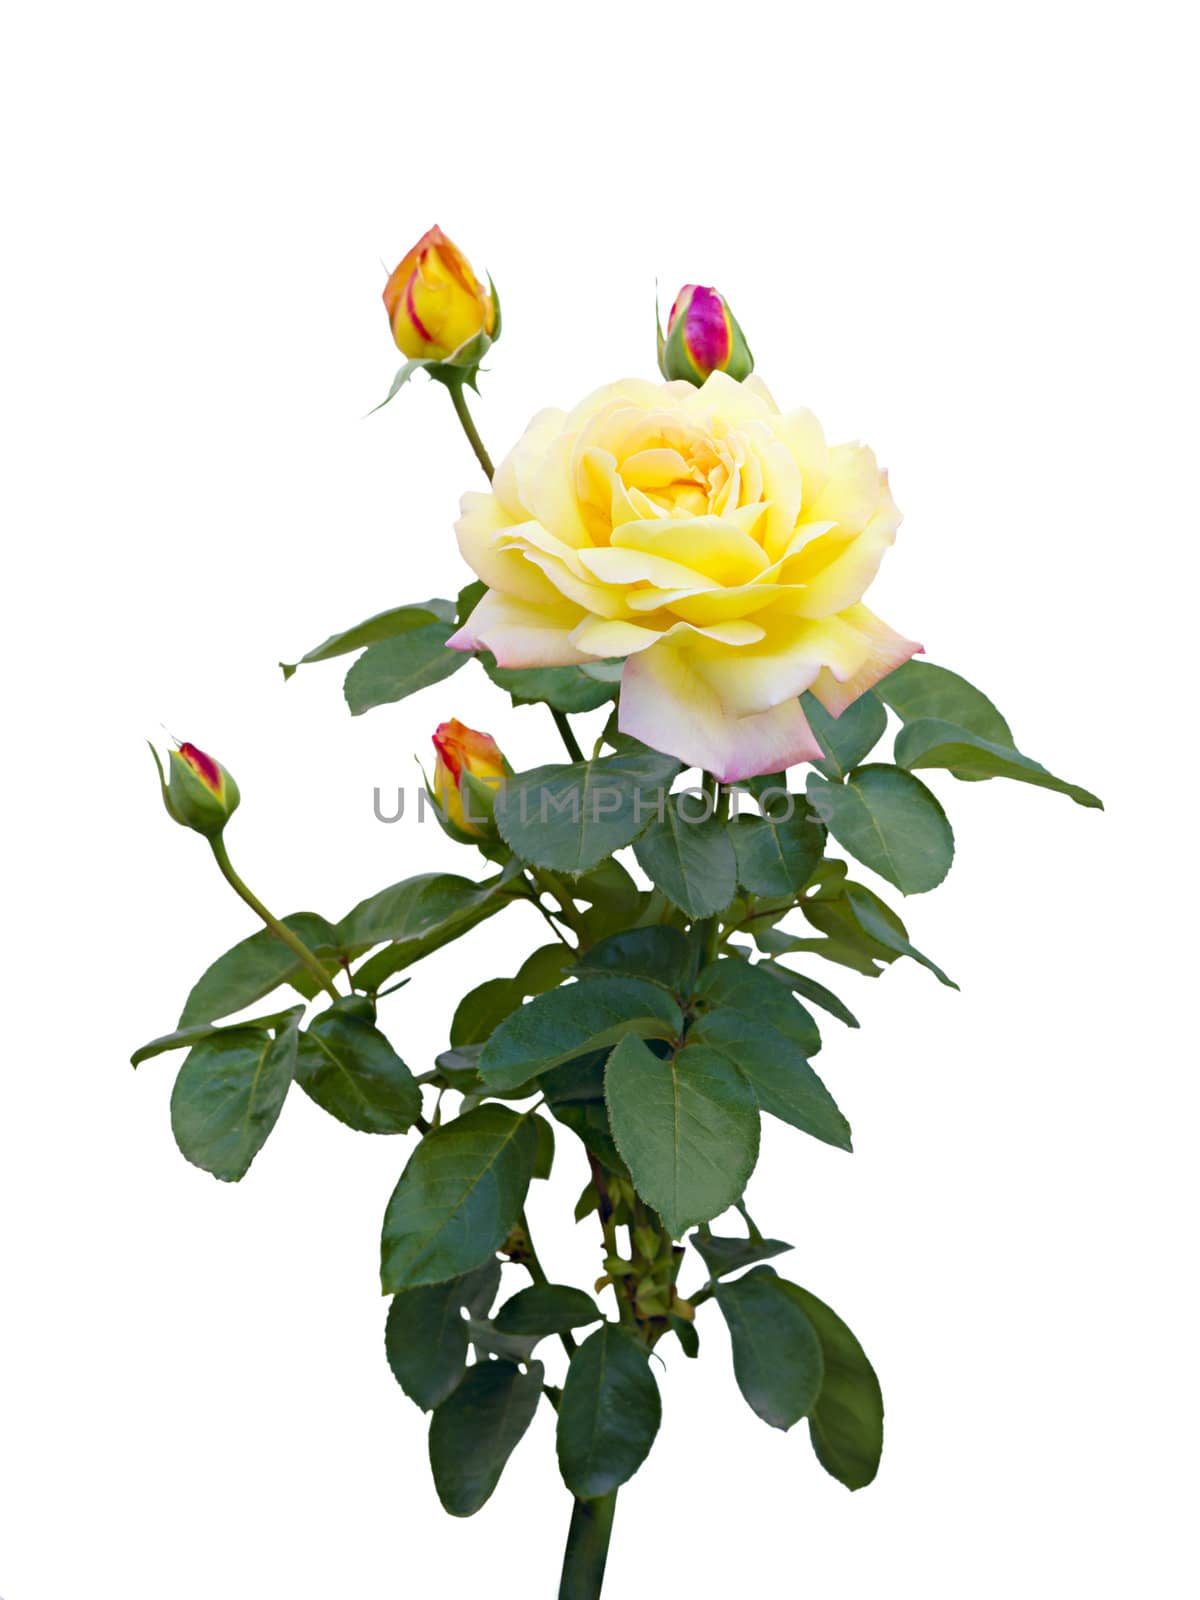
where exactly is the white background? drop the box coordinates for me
[2,2,1197,1596]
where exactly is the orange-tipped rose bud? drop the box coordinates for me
[658,283,753,385]
[383,226,497,364]
[150,740,241,836]
[432,719,506,838]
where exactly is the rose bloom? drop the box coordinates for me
[448,373,919,781]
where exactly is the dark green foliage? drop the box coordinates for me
[556,1325,662,1497]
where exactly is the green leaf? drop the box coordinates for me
[689,1010,851,1151]
[604,1034,760,1237]
[801,691,888,780]
[550,1101,629,1178]
[800,889,902,974]
[540,1051,609,1105]
[280,600,455,679]
[694,958,822,1056]
[532,1114,556,1179]
[731,801,825,898]
[385,1261,500,1411]
[464,1317,540,1364]
[170,1009,303,1181]
[351,885,514,994]
[780,1282,884,1489]
[339,871,507,958]
[478,977,683,1092]
[494,1284,603,1337]
[894,719,1102,809]
[450,977,523,1048]
[632,795,738,919]
[714,1267,824,1431]
[389,1290,467,1410]
[876,659,1012,743]
[131,1009,299,1067]
[484,659,618,713]
[573,927,696,994]
[178,914,338,1027]
[843,885,958,989]
[556,1324,662,1498]
[296,1002,421,1132]
[570,858,645,932]
[541,1052,629,1174]
[428,1358,544,1516]
[759,963,860,1028]
[456,580,486,624]
[761,931,883,977]
[433,1042,485,1088]
[461,1256,504,1317]
[343,622,466,715]
[451,944,575,1047]
[515,943,577,993]
[690,1230,793,1278]
[380,1106,537,1291]
[495,746,681,874]
[671,1314,700,1358]
[807,767,954,894]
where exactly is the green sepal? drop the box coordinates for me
[373,284,501,411]
[152,744,240,837]
[656,288,754,385]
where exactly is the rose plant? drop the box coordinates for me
[134,228,1101,1597]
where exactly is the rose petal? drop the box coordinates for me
[447,590,593,667]
[619,641,823,782]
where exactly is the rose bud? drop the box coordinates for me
[383,226,498,365]
[431,719,507,839]
[658,283,753,385]
[150,740,241,837]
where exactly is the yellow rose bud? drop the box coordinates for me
[432,718,507,837]
[383,226,497,364]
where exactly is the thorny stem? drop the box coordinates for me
[445,377,495,481]
[442,382,592,782]
[518,1207,578,1356]
[518,874,573,945]
[208,835,341,1003]
[698,777,730,967]
[530,867,590,946]
[558,1491,618,1600]
[552,707,586,762]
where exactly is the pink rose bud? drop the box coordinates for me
[658,284,753,385]
[150,740,241,837]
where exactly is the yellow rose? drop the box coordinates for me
[447,373,920,781]
[383,225,496,363]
